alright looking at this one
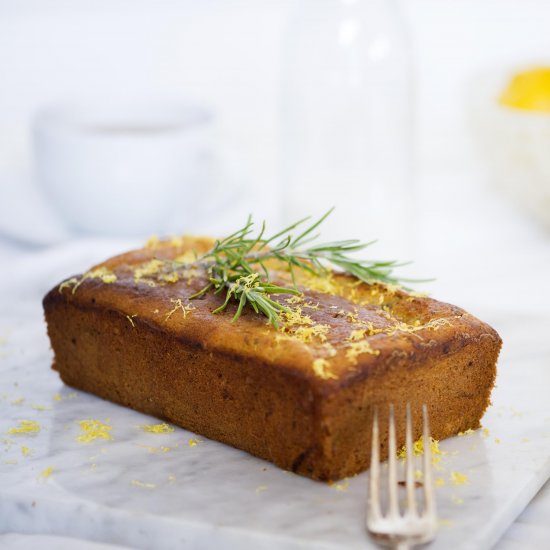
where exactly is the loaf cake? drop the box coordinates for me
[43,235,502,481]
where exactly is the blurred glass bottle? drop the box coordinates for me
[282,0,414,260]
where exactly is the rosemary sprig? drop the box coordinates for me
[178,208,417,328]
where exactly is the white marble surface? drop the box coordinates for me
[0,248,549,550]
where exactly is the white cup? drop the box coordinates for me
[32,98,215,237]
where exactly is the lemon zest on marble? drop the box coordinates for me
[495,438,501,444]
[39,466,54,479]
[312,358,337,380]
[255,485,268,494]
[481,427,490,438]
[31,404,52,411]
[7,420,41,435]
[131,479,156,489]
[450,471,468,486]
[136,444,172,454]
[435,477,445,488]
[76,419,113,443]
[458,428,475,436]
[452,494,464,505]
[188,438,201,447]
[21,446,30,457]
[11,397,25,405]
[334,478,349,492]
[52,392,76,402]
[140,422,174,434]
[397,436,446,469]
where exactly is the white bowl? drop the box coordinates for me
[32,98,215,238]
[468,67,550,229]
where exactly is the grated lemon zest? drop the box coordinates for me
[345,340,380,364]
[140,423,174,434]
[312,358,337,380]
[450,471,469,486]
[131,479,156,489]
[76,419,113,444]
[165,298,196,321]
[39,466,54,479]
[7,420,41,435]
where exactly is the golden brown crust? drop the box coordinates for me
[43,238,502,480]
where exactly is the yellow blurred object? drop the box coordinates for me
[499,67,550,112]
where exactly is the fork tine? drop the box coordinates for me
[422,404,436,517]
[387,404,399,518]
[368,407,382,520]
[405,403,416,516]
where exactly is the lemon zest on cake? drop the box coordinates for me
[125,314,137,328]
[165,298,196,321]
[175,250,197,264]
[76,419,113,443]
[133,259,164,283]
[346,329,368,342]
[91,267,117,284]
[312,358,337,380]
[345,340,380,364]
[280,307,330,343]
[140,422,174,434]
[60,267,117,294]
[285,294,304,305]
[144,235,161,249]
[7,420,41,435]
[170,235,186,248]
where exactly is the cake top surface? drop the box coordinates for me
[48,235,498,390]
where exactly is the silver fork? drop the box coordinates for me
[366,404,438,550]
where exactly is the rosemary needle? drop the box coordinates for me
[178,208,417,328]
